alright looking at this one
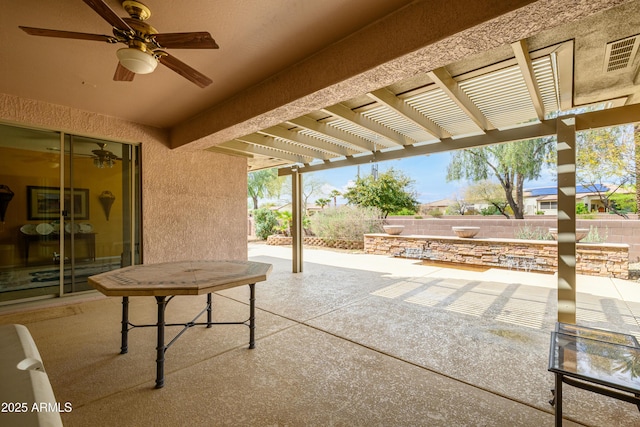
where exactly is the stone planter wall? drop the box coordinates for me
[383,217,640,261]
[266,235,364,250]
[364,234,629,279]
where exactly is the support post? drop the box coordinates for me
[557,116,577,324]
[291,168,303,273]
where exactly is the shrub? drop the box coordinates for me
[427,209,443,218]
[480,206,499,216]
[576,203,589,214]
[309,206,384,242]
[609,193,637,213]
[582,225,608,243]
[253,208,278,240]
[275,211,292,236]
[391,207,416,216]
[514,224,552,240]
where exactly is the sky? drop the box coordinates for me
[304,152,558,204]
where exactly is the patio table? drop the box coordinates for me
[88,260,272,388]
[548,322,640,426]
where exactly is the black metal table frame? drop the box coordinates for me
[548,330,640,426]
[118,283,256,389]
[550,372,640,426]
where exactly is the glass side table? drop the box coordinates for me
[555,322,640,347]
[548,323,640,426]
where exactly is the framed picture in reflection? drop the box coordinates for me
[27,186,89,220]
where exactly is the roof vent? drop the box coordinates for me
[603,35,640,72]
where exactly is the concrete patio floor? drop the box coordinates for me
[1,242,640,426]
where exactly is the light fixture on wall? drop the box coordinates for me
[99,191,116,221]
[0,185,14,226]
[92,143,119,168]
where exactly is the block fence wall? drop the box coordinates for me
[384,216,640,262]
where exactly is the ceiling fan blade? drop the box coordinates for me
[113,62,135,82]
[19,26,115,42]
[82,0,133,33]
[158,53,212,88]
[153,32,219,49]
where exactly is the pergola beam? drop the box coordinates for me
[287,116,375,152]
[322,103,416,146]
[367,87,450,139]
[511,39,545,120]
[259,126,354,157]
[279,119,556,175]
[427,67,495,131]
[575,103,640,130]
[236,133,331,160]
[224,139,311,164]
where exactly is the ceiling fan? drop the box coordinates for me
[19,0,218,88]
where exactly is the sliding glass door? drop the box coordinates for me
[0,124,140,304]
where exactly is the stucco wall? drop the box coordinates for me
[0,93,247,263]
[142,141,247,263]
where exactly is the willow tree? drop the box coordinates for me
[447,138,554,219]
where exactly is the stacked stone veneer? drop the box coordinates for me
[266,235,364,250]
[364,234,629,279]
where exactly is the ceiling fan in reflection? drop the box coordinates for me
[92,143,120,168]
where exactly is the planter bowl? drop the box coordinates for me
[549,228,589,242]
[452,226,480,238]
[383,225,405,235]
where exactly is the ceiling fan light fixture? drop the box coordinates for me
[116,47,158,74]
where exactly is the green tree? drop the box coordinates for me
[464,180,511,218]
[316,198,331,209]
[576,125,635,218]
[343,168,418,218]
[329,189,342,207]
[447,138,554,219]
[247,169,282,210]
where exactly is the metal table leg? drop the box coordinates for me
[120,297,129,354]
[249,283,255,349]
[555,373,563,427]
[206,293,212,328]
[155,296,167,389]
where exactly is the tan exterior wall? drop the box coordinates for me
[0,93,247,263]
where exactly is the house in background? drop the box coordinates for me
[523,184,622,215]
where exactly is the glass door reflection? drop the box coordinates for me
[0,124,139,304]
[63,135,135,294]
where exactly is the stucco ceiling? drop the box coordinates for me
[1,0,413,128]
[2,0,640,170]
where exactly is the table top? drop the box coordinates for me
[549,331,640,394]
[88,260,273,297]
[555,322,639,347]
